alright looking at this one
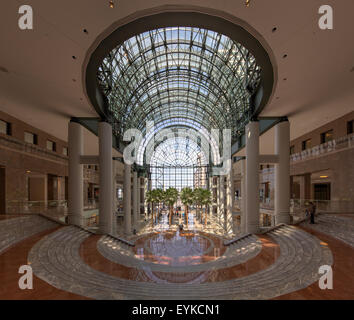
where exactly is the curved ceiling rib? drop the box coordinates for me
[149,137,208,167]
[97,26,262,146]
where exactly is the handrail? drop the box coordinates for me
[291,133,354,163]
[107,233,135,247]
[260,223,286,234]
[224,233,252,246]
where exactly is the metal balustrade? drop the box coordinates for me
[290,133,354,163]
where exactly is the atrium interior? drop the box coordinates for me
[0,1,353,301]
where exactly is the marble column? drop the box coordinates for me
[246,121,260,234]
[240,159,247,234]
[137,176,141,217]
[112,161,118,235]
[98,121,112,234]
[132,171,138,227]
[68,121,83,227]
[124,163,132,234]
[275,120,291,225]
[219,176,225,225]
[225,173,233,234]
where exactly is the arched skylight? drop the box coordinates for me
[97,26,262,148]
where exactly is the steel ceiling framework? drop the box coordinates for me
[97,26,262,147]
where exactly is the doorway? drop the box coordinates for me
[0,167,5,214]
[314,183,331,200]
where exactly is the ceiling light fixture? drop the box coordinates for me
[109,1,114,8]
[245,0,251,7]
[320,175,328,178]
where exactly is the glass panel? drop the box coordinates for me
[24,132,35,144]
[0,120,7,134]
[97,26,262,147]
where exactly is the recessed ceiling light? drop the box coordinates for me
[283,54,288,58]
[109,1,114,8]
[0,66,9,73]
[83,29,88,34]
[272,27,277,33]
[72,56,77,60]
[320,175,328,178]
[283,78,287,81]
[245,0,251,7]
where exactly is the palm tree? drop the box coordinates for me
[201,189,212,226]
[193,188,204,222]
[145,190,156,227]
[155,188,164,222]
[180,187,194,226]
[163,188,179,226]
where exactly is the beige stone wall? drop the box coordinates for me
[0,111,99,210]
[290,111,354,154]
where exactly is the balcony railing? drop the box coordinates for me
[6,199,99,223]
[291,133,354,163]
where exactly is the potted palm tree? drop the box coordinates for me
[163,188,179,226]
[201,189,212,226]
[193,188,204,222]
[155,188,164,222]
[145,190,157,227]
[180,187,194,226]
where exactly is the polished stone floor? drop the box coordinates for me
[0,213,353,299]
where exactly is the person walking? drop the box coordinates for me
[309,202,316,224]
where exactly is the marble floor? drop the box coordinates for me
[0,214,353,299]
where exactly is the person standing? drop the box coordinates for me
[309,202,316,224]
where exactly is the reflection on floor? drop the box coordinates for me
[0,214,353,299]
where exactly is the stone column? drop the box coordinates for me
[246,121,260,234]
[275,120,291,224]
[225,173,233,234]
[216,176,220,221]
[132,171,138,227]
[98,122,112,234]
[124,163,132,234]
[137,176,141,217]
[112,160,118,235]
[219,176,225,225]
[208,176,213,216]
[68,121,83,226]
[240,159,247,234]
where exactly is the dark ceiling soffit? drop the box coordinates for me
[231,117,287,156]
[71,117,124,154]
[85,11,274,124]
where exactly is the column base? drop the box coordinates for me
[68,214,83,227]
[275,212,291,225]
[246,223,259,234]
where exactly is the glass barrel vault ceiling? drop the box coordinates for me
[97,26,262,145]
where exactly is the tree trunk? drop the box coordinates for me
[169,205,173,226]
[151,203,154,227]
[185,205,188,225]
[204,205,208,226]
